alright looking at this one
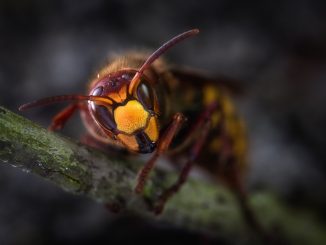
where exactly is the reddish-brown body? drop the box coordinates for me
[78,51,247,191]
[18,30,271,240]
[19,29,249,216]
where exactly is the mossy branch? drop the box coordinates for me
[0,106,325,244]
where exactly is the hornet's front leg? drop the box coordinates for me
[154,101,218,214]
[135,113,186,194]
[48,103,85,131]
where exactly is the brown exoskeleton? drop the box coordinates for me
[20,29,265,237]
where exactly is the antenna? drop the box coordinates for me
[19,95,113,111]
[128,29,199,94]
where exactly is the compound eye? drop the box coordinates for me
[137,82,154,110]
[94,105,117,131]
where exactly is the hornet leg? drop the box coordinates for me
[154,102,218,214]
[135,113,186,194]
[48,103,80,131]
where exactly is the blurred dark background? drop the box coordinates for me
[0,0,326,244]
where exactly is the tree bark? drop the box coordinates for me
[0,106,325,244]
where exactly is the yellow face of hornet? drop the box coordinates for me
[89,72,159,153]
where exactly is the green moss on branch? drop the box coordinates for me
[0,106,325,244]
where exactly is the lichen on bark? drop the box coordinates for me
[0,106,325,244]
